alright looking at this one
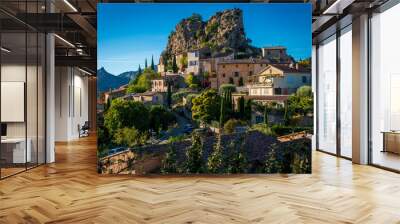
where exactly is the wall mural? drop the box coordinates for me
[97,3,313,175]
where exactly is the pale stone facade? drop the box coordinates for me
[210,59,270,89]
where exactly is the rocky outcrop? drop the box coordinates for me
[163,9,260,62]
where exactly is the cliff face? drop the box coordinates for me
[163,9,259,61]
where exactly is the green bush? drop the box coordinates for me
[184,133,204,173]
[223,119,246,134]
[207,134,224,173]
[161,145,178,174]
[113,127,147,148]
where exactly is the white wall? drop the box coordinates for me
[55,67,89,141]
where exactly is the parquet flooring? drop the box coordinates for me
[1,135,400,223]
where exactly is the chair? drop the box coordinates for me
[79,121,90,138]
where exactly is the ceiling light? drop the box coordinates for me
[78,67,93,76]
[1,47,11,53]
[63,0,78,12]
[54,34,75,48]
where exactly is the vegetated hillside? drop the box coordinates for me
[161,8,260,62]
[118,71,139,81]
[97,67,129,94]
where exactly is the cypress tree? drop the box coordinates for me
[264,105,269,127]
[167,81,172,108]
[220,91,226,128]
[151,55,155,71]
[138,64,142,75]
[145,58,148,68]
[172,55,178,73]
[238,97,245,119]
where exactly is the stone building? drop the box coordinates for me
[210,59,270,89]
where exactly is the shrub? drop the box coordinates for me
[223,119,246,134]
[184,133,204,173]
[207,134,224,173]
[161,145,178,174]
[113,127,146,148]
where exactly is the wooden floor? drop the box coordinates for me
[1,136,400,223]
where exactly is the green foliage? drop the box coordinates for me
[104,99,149,136]
[244,99,252,121]
[223,119,246,134]
[264,144,282,173]
[145,58,148,68]
[171,89,193,104]
[287,85,313,117]
[296,85,312,97]
[185,73,200,88]
[264,105,269,127]
[149,105,176,134]
[161,145,178,174]
[298,57,311,69]
[191,89,220,125]
[179,55,188,69]
[168,134,187,143]
[206,22,218,34]
[207,134,224,173]
[113,127,147,148]
[225,136,248,174]
[151,55,155,71]
[138,64,142,75]
[172,55,178,73]
[167,81,172,108]
[219,84,236,93]
[188,13,202,23]
[238,97,245,119]
[127,68,160,93]
[184,133,204,173]
[270,124,312,136]
[250,123,273,136]
[219,87,233,126]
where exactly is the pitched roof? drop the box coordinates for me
[244,95,290,101]
[218,58,270,65]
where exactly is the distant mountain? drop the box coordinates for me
[97,67,129,94]
[118,71,138,81]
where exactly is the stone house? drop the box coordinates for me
[210,59,270,89]
[248,64,311,96]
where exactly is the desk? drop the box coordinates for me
[1,138,31,163]
[382,131,400,154]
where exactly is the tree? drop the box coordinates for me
[145,58,148,69]
[167,81,172,108]
[264,105,269,127]
[219,84,236,93]
[223,119,246,134]
[151,55,155,71]
[219,87,233,126]
[161,145,178,174]
[238,77,244,86]
[172,55,178,73]
[113,127,145,147]
[127,68,159,93]
[149,105,176,133]
[185,73,199,88]
[226,136,247,173]
[207,134,224,173]
[104,99,150,136]
[184,133,204,173]
[192,89,220,125]
[265,144,282,173]
[244,99,252,122]
[238,96,245,119]
[179,54,188,71]
[296,85,312,97]
[138,64,142,76]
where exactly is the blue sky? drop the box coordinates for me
[98,3,311,75]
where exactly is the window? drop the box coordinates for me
[317,34,337,154]
[249,71,253,76]
[236,64,238,68]
[370,4,400,171]
[222,65,225,68]
[339,25,352,158]
[189,61,197,66]
[234,72,239,77]
[222,73,226,78]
